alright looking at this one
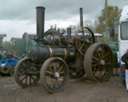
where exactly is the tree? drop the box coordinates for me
[2,41,16,53]
[96,6,121,33]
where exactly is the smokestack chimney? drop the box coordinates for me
[80,8,84,35]
[36,6,45,40]
[67,27,72,38]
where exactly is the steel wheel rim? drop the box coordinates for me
[15,58,40,88]
[44,60,67,90]
[91,45,113,80]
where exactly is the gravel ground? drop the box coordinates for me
[0,77,127,102]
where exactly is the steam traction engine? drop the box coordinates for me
[15,6,114,93]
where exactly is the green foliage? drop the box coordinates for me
[2,41,15,53]
[96,6,121,33]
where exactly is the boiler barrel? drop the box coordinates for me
[28,46,75,61]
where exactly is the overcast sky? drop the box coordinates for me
[0,0,128,40]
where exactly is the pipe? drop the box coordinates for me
[36,6,45,40]
[80,8,84,36]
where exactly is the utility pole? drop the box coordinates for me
[105,0,108,28]
[105,0,108,9]
[104,0,109,39]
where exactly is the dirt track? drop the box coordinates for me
[0,77,127,102]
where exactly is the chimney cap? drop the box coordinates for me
[36,6,45,9]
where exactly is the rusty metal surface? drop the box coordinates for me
[14,6,114,93]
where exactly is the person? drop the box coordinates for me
[113,53,119,76]
[121,50,128,90]
[122,51,128,66]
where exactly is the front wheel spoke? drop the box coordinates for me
[45,70,54,76]
[97,52,102,58]
[51,79,56,88]
[58,77,64,82]
[92,63,99,68]
[100,53,105,59]
[56,77,64,88]
[94,71,100,76]
[47,75,62,88]
[92,67,98,72]
[49,66,54,72]
[53,64,57,72]
[92,56,99,62]
[58,65,64,72]
[60,71,65,75]
[54,79,59,88]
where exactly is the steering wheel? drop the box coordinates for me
[75,27,95,56]
[84,27,95,43]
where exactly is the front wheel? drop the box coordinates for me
[40,57,69,93]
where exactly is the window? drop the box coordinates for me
[120,21,128,40]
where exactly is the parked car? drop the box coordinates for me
[0,56,18,75]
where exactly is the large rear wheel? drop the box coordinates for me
[84,43,114,81]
